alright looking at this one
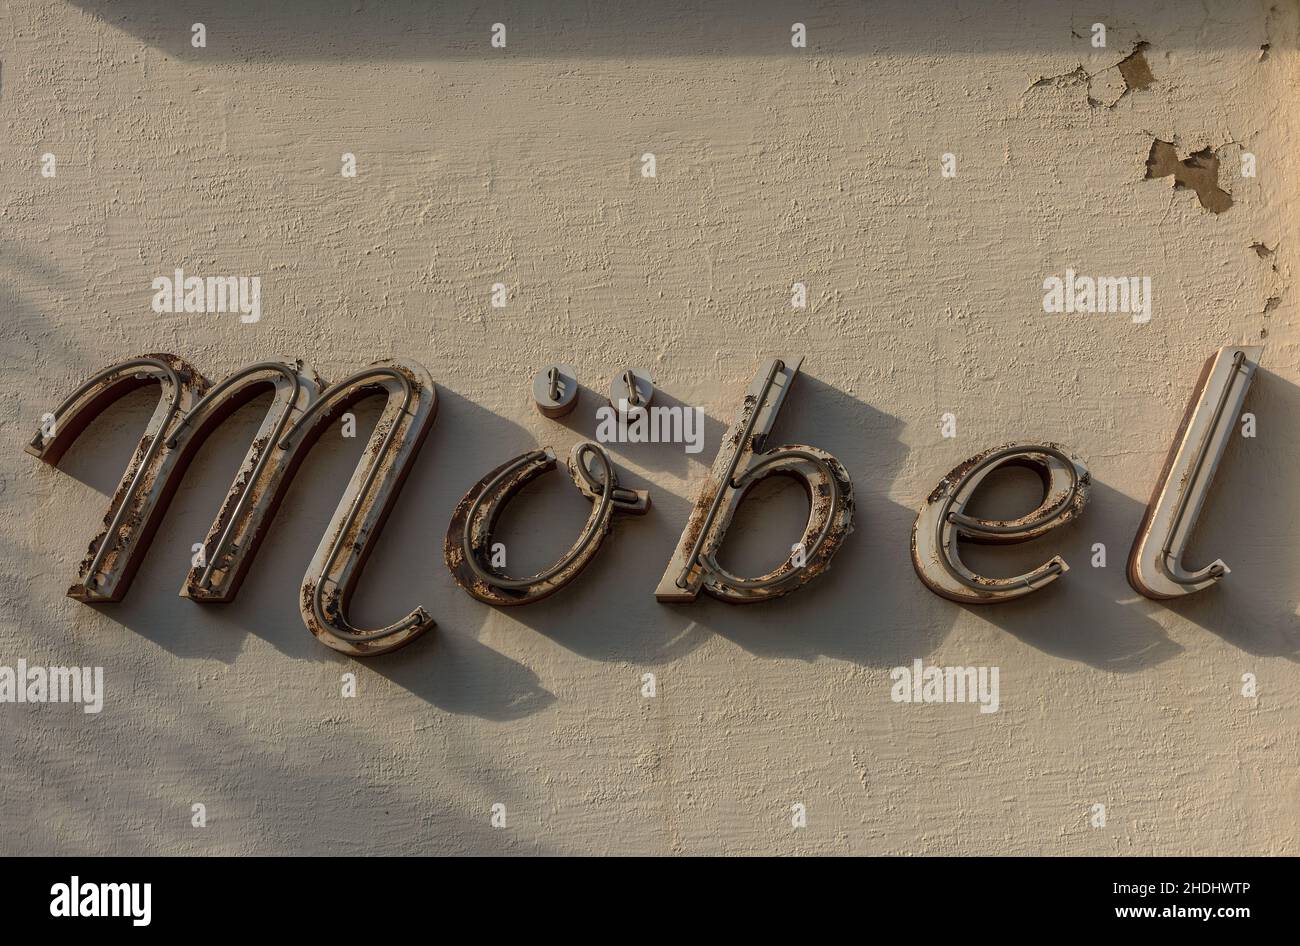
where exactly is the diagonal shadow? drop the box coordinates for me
[66,0,1269,60]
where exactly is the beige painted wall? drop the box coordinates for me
[1,0,1296,855]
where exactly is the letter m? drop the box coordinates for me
[27,354,438,656]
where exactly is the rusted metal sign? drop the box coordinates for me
[444,441,648,605]
[911,443,1091,604]
[654,357,855,603]
[1127,346,1262,599]
[283,361,438,656]
[27,346,1264,658]
[28,355,437,657]
[27,354,206,604]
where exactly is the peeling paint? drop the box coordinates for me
[1145,139,1234,213]
[1116,43,1155,92]
[1026,41,1155,108]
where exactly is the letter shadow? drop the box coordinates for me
[1157,369,1300,660]
[38,382,255,664]
[954,477,1182,671]
[499,373,963,668]
[47,371,555,722]
[351,387,558,719]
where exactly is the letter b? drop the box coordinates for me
[655,356,853,603]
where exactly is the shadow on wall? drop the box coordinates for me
[958,477,1183,672]
[1161,369,1300,662]
[55,378,561,722]
[27,360,1294,717]
[17,358,1295,854]
[15,645,554,855]
[952,368,1300,666]
[66,0,1275,59]
[488,373,960,669]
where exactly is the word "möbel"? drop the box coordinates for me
[26,346,1261,657]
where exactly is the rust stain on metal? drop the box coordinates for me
[911,442,1091,604]
[28,355,436,658]
[655,357,855,604]
[445,442,648,606]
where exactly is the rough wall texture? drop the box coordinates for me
[1,0,1297,855]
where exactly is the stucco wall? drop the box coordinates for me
[1,0,1296,855]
